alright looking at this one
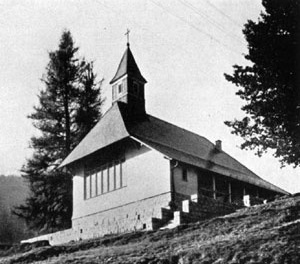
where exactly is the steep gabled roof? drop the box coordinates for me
[60,103,288,195]
[59,103,129,168]
[109,46,147,84]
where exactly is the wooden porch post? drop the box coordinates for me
[212,175,216,199]
[228,182,232,203]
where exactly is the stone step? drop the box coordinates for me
[151,217,164,230]
[154,193,242,230]
[151,207,176,230]
[161,207,173,221]
[160,218,179,230]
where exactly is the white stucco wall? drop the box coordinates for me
[72,144,171,221]
[173,165,198,196]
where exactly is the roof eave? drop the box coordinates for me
[109,73,147,84]
[131,135,288,195]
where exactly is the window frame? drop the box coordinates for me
[84,158,125,200]
[118,83,123,94]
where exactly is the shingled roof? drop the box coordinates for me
[109,45,147,84]
[126,115,288,195]
[60,102,288,195]
[60,103,129,168]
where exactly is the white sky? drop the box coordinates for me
[0,0,299,193]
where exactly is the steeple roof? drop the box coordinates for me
[109,45,147,84]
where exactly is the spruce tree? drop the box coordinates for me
[15,30,103,232]
[75,61,104,143]
[224,0,300,167]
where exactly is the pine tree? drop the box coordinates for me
[75,61,104,143]
[14,30,103,232]
[224,0,300,167]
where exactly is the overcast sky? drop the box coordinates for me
[0,0,299,193]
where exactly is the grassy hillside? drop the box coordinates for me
[0,175,32,244]
[1,195,300,264]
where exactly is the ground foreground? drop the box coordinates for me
[1,195,300,264]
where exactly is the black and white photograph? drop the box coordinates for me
[0,0,299,263]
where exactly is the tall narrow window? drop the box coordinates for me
[101,170,103,194]
[182,168,187,182]
[85,174,91,199]
[121,161,125,186]
[113,162,117,190]
[108,164,114,192]
[97,171,102,195]
[103,167,108,193]
[118,83,123,94]
[115,162,121,189]
[91,173,96,197]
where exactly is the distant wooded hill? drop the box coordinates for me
[0,175,33,244]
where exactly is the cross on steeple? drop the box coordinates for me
[125,29,130,46]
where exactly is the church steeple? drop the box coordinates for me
[110,44,147,118]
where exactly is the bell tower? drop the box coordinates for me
[109,43,147,118]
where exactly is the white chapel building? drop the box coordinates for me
[23,43,288,245]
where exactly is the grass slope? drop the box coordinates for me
[1,195,300,264]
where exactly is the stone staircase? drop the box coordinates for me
[151,207,174,230]
[151,193,242,230]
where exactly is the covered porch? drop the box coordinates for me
[171,163,279,209]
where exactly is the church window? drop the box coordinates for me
[91,172,97,197]
[113,162,117,190]
[85,174,91,199]
[121,160,126,186]
[84,159,125,199]
[118,83,123,94]
[97,171,102,195]
[103,167,108,193]
[108,165,114,192]
[115,163,121,189]
[182,168,188,182]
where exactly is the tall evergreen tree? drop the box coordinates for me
[75,61,104,143]
[15,30,103,232]
[224,0,300,167]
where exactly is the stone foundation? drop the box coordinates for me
[72,192,171,240]
[22,191,246,245]
[21,228,74,246]
[22,192,171,245]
